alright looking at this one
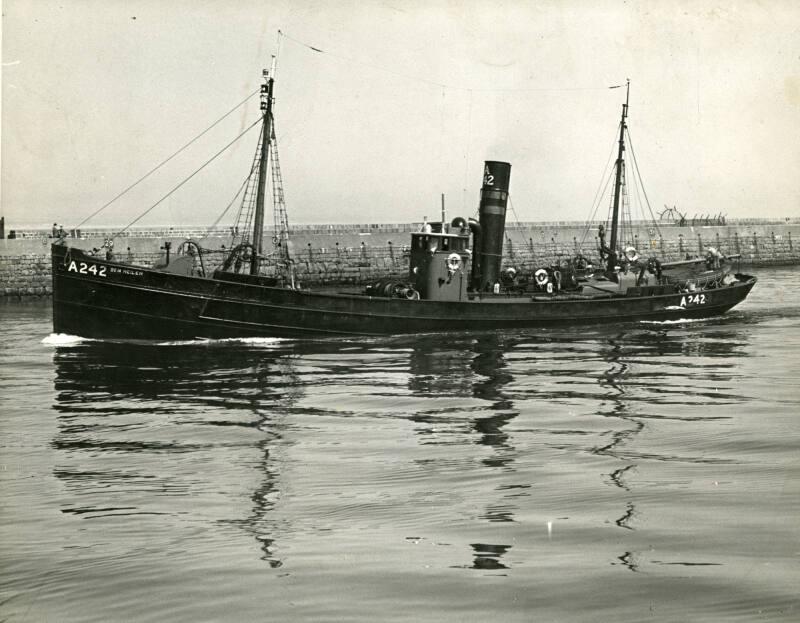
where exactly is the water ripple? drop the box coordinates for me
[2,269,799,622]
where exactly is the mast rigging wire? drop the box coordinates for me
[113,117,262,238]
[204,169,256,238]
[506,195,529,252]
[74,89,259,231]
[625,128,662,239]
[280,31,629,94]
[580,166,616,249]
[579,123,620,248]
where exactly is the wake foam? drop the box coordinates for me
[639,318,711,325]
[156,336,286,346]
[41,333,93,345]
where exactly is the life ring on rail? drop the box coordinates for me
[446,252,462,273]
[624,246,639,262]
[534,268,549,286]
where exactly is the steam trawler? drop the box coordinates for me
[51,67,756,340]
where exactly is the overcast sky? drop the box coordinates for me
[2,0,799,229]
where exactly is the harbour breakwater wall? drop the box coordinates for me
[2,219,799,297]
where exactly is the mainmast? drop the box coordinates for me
[607,79,629,272]
[250,58,276,276]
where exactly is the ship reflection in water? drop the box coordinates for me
[51,334,529,573]
[0,270,791,622]
[51,322,752,579]
[52,341,299,570]
[41,308,800,620]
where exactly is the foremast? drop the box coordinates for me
[250,59,276,275]
[607,79,630,273]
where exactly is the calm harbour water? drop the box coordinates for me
[1,268,799,622]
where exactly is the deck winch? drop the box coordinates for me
[364,277,420,300]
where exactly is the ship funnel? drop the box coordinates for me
[476,161,511,290]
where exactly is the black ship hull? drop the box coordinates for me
[52,245,757,340]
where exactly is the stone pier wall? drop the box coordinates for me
[0,253,52,297]
[2,219,799,297]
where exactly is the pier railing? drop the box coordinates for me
[5,217,800,241]
[126,231,796,286]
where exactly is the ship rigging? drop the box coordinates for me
[50,59,756,340]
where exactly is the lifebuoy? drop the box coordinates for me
[446,253,461,272]
[624,246,639,262]
[534,268,549,286]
